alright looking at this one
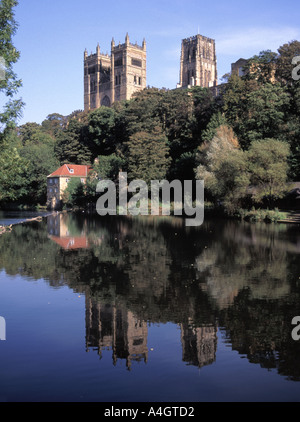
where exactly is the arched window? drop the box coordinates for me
[101,95,111,107]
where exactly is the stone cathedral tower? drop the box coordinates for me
[84,34,147,111]
[177,34,218,89]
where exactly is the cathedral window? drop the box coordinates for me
[132,58,142,67]
[115,75,121,85]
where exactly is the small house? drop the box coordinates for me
[47,164,92,210]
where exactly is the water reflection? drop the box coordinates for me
[1,212,300,379]
[85,297,149,370]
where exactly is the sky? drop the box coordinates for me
[4,0,300,125]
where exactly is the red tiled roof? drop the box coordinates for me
[48,164,92,178]
[49,236,89,250]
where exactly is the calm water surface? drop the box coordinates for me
[0,212,300,402]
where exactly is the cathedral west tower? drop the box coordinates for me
[84,34,147,111]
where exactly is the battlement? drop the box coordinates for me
[113,41,145,51]
[182,34,215,44]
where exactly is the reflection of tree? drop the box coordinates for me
[219,289,300,380]
[194,220,295,309]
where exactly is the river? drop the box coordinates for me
[0,211,300,402]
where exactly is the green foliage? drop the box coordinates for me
[244,83,290,143]
[243,50,278,84]
[276,40,300,86]
[93,154,124,180]
[62,177,85,208]
[196,131,290,214]
[87,107,116,158]
[223,75,290,148]
[0,130,27,203]
[41,113,67,137]
[196,125,250,214]
[0,0,24,135]
[55,119,91,165]
[236,208,288,223]
[247,138,290,206]
[19,137,59,205]
[201,112,228,144]
[125,128,171,184]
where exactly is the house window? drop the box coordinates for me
[139,77,141,85]
[66,178,70,183]
[49,179,53,184]
[69,169,74,174]
[81,178,85,183]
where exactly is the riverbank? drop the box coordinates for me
[277,210,300,224]
[0,209,55,230]
[0,205,299,235]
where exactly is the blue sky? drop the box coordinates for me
[7,0,300,125]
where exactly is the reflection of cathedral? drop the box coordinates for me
[85,293,218,370]
[85,295,148,370]
[181,323,217,368]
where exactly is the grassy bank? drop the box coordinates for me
[234,208,288,223]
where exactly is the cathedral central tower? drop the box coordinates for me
[177,34,218,89]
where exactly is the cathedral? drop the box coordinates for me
[84,33,218,111]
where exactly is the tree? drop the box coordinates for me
[223,74,290,148]
[196,125,250,213]
[87,106,116,158]
[274,41,300,180]
[247,139,290,207]
[93,154,124,180]
[244,83,290,143]
[41,113,67,137]
[0,128,27,204]
[61,177,85,208]
[190,86,219,142]
[201,112,228,144]
[55,119,91,165]
[0,0,24,137]
[19,136,59,205]
[125,127,171,184]
[276,40,300,87]
[243,50,278,84]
